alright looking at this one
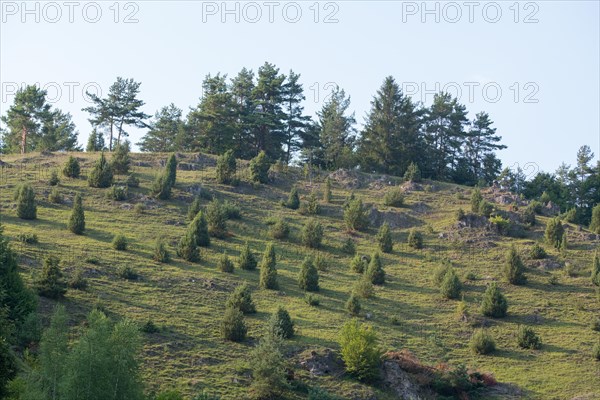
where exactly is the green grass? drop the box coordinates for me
[1,151,599,399]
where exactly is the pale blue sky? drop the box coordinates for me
[1,1,598,175]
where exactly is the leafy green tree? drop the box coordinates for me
[138,104,185,152]
[298,257,319,292]
[63,155,81,178]
[365,252,385,285]
[505,245,526,285]
[88,152,114,188]
[83,77,150,150]
[377,222,393,253]
[111,139,131,175]
[238,241,258,271]
[16,183,37,219]
[302,219,324,249]
[221,306,246,342]
[345,293,361,315]
[205,200,228,238]
[480,282,508,318]
[249,150,271,183]
[68,193,85,234]
[226,284,256,314]
[153,237,170,263]
[591,251,600,286]
[344,198,369,231]
[190,211,210,247]
[62,310,144,400]
[216,149,237,184]
[35,256,67,299]
[1,85,79,153]
[268,306,295,340]
[249,335,289,399]
[545,217,564,248]
[259,243,278,290]
[440,268,462,299]
[286,186,300,209]
[339,319,381,382]
[590,203,600,234]
[86,128,105,152]
[358,77,423,176]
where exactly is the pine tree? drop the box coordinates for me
[298,256,319,292]
[324,177,332,203]
[221,306,246,342]
[216,149,237,184]
[138,104,184,152]
[545,217,564,249]
[338,319,381,382]
[404,162,422,182]
[238,241,258,271]
[407,228,423,249]
[440,268,462,299]
[35,256,67,299]
[346,293,361,315]
[86,128,105,152]
[249,335,289,399]
[591,251,600,286]
[344,198,369,232]
[259,243,278,290]
[165,154,177,188]
[365,252,385,285]
[16,183,37,220]
[62,155,81,178]
[268,306,294,339]
[226,284,256,314]
[205,200,228,238]
[88,152,114,188]
[350,254,368,273]
[471,188,483,213]
[301,218,324,248]
[190,211,210,247]
[249,150,271,183]
[218,253,234,273]
[286,186,300,209]
[153,237,170,263]
[377,222,393,253]
[187,196,202,220]
[111,140,131,175]
[152,154,177,199]
[505,245,526,285]
[590,203,600,234]
[177,229,199,262]
[480,282,508,318]
[49,170,60,186]
[68,193,85,234]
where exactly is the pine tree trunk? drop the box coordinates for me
[21,126,27,154]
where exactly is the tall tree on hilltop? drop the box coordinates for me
[460,112,506,184]
[187,73,235,154]
[282,70,310,164]
[138,103,186,152]
[230,68,257,159]
[251,62,286,160]
[1,85,79,153]
[83,77,149,150]
[358,76,424,175]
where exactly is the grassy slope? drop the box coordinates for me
[1,151,599,399]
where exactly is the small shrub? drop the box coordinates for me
[259,243,278,290]
[302,219,324,249]
[522,205,536,226]
[517,326,542,349]
[404,162,421,182]
[530,243,547,260]
[216,149,237,184]
[505,245,526,285]
[480,282,508,318]
[547,274,559,285]
[303,191,321,215]
[342,237,356,255]
[222,200,241,220]
[140,320,159,334]
[111,140,131,174]
[470,188,483,213]
[117,265,137,280]
[49,170,60,186]
[339,319,381,381]
[221,306,247,342]
[125,174,139,188]
[48,187,63,204]
[353,277,374,299]
[153,237,170,263]
[62,155,81,178]
[545,217,564,249]
[377,222,393,253]
[346,294,361,315]
[68,268,88,290]
[226,283,256,314]
[17,233,38,244]
[177,229,200,262]
[16,184,37,220]
[365,252,385,285]
[205,200,228,238]
[593,342,600,361]
[305,293,320,306]
[456,208,465,221]
[270,218,290,240]
[479,201,494,218]
[188,196,202,220]
[298,257,320,291]
[112,234,128,251]
[249,335,289,398]
[68,193,85,234]
[344,198,369,232]
[308,387,340,400]
[350,254,368,274]
[434,263,452,286]
[469,329,496,355]
[407,229,423,249]
[589,203,600,234]
[384,188,405,207]
[269,306,294,339]
[218,253,234,273]
[238,242,257,271]
[35,256,67,298]
[190,211,210,247]
[489,215,511,235]
[106,185,128,201]
[88,152,113,188]
[249,150,271,183]
[440,268,462,300]
[133,203,145,215]
[285,186,300,209]
[314,254,329,271]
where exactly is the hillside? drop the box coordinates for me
[1,151,599,399]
